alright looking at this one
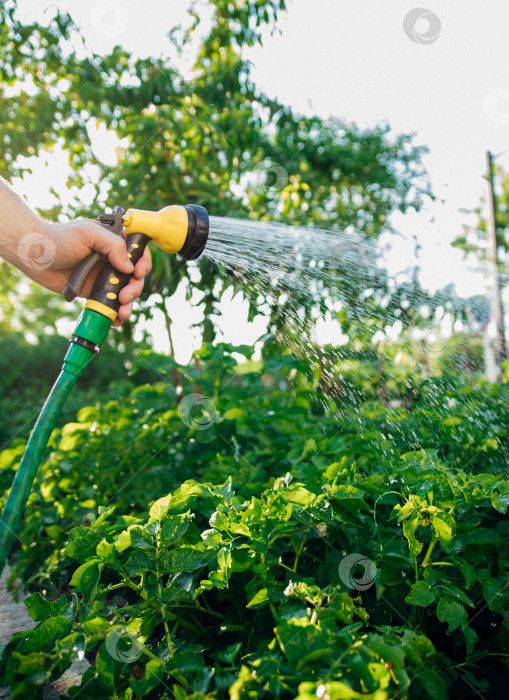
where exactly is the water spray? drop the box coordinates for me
[0,203,209,577]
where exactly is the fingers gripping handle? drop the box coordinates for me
[88,232,150,318]
[64,207,125,302]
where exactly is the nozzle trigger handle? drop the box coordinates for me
[87,232,151,318]
[63,207,125,302]
[63,251,101,302]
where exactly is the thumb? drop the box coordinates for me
[82,222,134,274]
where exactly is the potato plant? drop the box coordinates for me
[1,345,509,698]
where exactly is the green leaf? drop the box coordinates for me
[275,618,330,665]
[246,587,284,609]
[437,598,466,632]
[463,625,478,655]
[130,526,154,549]
[297,682,364,699]
[464,528,503,546]
[115,529,132,552]
[125,550,154,576]
[223,408,246,420]
[24,616,72,654]
[24,593,54,623]
[12,651,50,677]
[150,483,199,517]
[491,484,509,513]
[285,486,317,506]
[161,514,190,545]
[403,516,424,558]
[96,539,115,562]
[166,547,206,573]
[10,680,45,699]
[217,642,242,664]
[435,583,474,608]
[64,527,100,561]
[167,650,205,672]
[82,617,111,634]
[93,642,119,691]
[405,581,436,607]
[431,512,455,546]
[412,668,449,700]
[70,559,101,599]
[394,501,418,521]
[217,545,232,571]
[59,430,82,452]
[24,592,75,622]
[459,561,476,588]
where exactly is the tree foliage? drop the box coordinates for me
[0,0,430,343]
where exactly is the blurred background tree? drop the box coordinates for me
[453,163,509,380]
[0,0,430,347]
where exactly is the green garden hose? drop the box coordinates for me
[0,202,209,578]
[0,370,78,572]
[0,310,111,578]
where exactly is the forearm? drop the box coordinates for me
[0,177,46,268]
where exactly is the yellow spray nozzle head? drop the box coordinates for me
[123,204,209,260]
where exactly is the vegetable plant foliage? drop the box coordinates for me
[1,345,509,698]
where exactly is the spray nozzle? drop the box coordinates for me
[63,203,209,320]
[122,204,209,260]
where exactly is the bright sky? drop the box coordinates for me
[10,0,509,360]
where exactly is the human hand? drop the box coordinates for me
[17,219,152,326]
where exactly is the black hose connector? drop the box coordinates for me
[180,204,209,260]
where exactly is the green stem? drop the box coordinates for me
[291,535,307,573]
[430,561,455,567]
[108,582,127,592]
[121,574,149,600]
[174,603,225,618]
[421,536,438,568]
[141,644,166,664]
[278,562,295,573]
[485,653,509,658]
[156,542,173,657]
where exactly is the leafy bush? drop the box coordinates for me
[3,451,509,697]
[2,344,509,697]
[0,330,157,447]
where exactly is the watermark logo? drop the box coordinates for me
[17,232,56,270]
[105,626,144,663]
[483,88,509,126]
[178,393,216,430]
[330,239,370,273]
[419,331,452,366]
[338,553,377,591]
[252,160,289,196]
[403,8,441,45]
[90,0,129,38]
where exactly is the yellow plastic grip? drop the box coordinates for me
[123,205,188,254]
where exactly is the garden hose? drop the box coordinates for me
[0,203,209,577]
